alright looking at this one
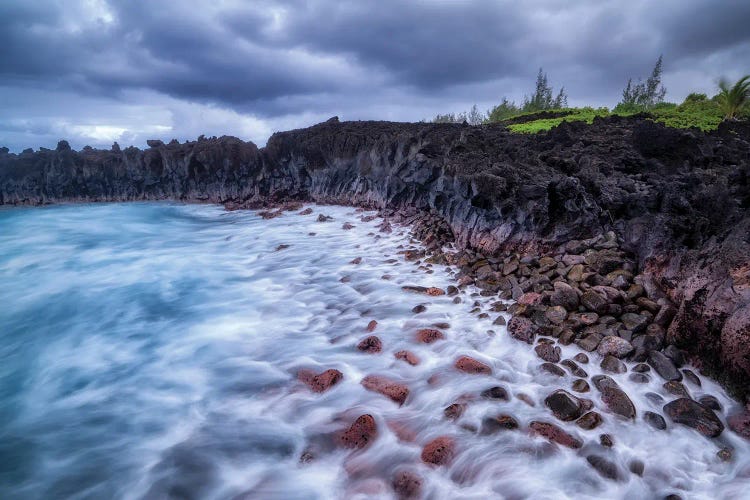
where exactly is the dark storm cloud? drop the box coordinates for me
[1,0,749,151]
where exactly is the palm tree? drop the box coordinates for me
[716,75,750,120]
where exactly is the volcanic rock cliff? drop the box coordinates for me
[1,116,749,399]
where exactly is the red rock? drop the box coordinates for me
[340,414,377,449]
[366,320,378,332]
[342,222,355,230]
[298,207,313,215]
[420,436,456,466]
[416,328,445,344]
[350,257,362,265]
[392,470,423,499]
[528,421,583,449]
[444,403,466,420]
[361,375,409,405]
[518,292,543,305]
[507,316,538,344]
[454,355,492,375]
[426,287,445,296]
[394,350,420,366]
[298,368,343,393]
[357,335,382,353]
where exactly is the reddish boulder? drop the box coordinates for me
[298,368,343,393]
[529,421,583,449]
[340,414,377,449]
[357,336,382,353]
[444,403,466,420]
[416,328,445,344]
[664,398,724,437]
[535,343,562,363]
[366,320,378,332]
[454,355,492,375]
[392,470,423,499]
[361,375,409,405]
[394,350,420,366]
[426,287,446,296]
[508,316,537,344]
[518,292,543,305]
[421,436,456,466]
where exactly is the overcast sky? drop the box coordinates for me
[1,0,749,152]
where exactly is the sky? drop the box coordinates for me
[1,0,749,152]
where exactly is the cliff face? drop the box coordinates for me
[2,116,749,397]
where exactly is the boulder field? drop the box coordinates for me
[1,116,749,400]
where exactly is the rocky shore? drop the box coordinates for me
[1,115,749,414]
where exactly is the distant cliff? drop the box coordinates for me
[2,116,749,398]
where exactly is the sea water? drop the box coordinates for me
[0,203,748,499]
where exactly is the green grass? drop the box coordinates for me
[503,98,745,134]
[506,107,610,133]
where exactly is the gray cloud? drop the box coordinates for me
[1,0,748,151]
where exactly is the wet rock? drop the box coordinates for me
[647,351,683,381]
[629,459,645,476]
[717,448,733,462]
[698,395,721,411]
[507,316,537,344]
[545,305,568,325]
[663,381,690,398]
[535,343,562,363]
[342,222,355,230]
[597,336,633,359]
[620,313,649,333]
[421,436,456,466]
[581,289,609,315]
[576,411,603,430]
[545,390,585,421]
[454,356,492,375]
[528,421,583,449]
[600,355,626,374]
[518,292,543,305]
[561,359,588,377]
[599,434,614,447]
[357,336,382,353]
[663,345,686,367]
[298,207,313,215]
[572,379,590,393]
[632,363,650,373]
[663,398,724,437]
[517,393,536,406]
[350,257,362,265]
[317,214,333,222]
[394,350,420,366]
[645,392,664,405]
[592,374,619,392]
[298,368,343,393]
[728,409,750,440]
[681,369,701,387]
[629,373,650,384]
[586,455,621,481]
[361,375,409,405]
[601,386,636,419]
[412,304,427,313]
[574,353,589,364]
[481,415,519,434]
[644,411,667,430]
[550,281,579,311]
[493,316,507,326]
[481,386,509,401]
[416,328,445,344]
[444,403,466,420]
[540,362,566,377]
[366,320,378,332]
[392,470,423,499]
[340,414,377,449]
[577,333,603,352]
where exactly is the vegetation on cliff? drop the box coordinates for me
[433,57,749,133]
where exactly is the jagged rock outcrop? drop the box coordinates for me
[1,116,749,398]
